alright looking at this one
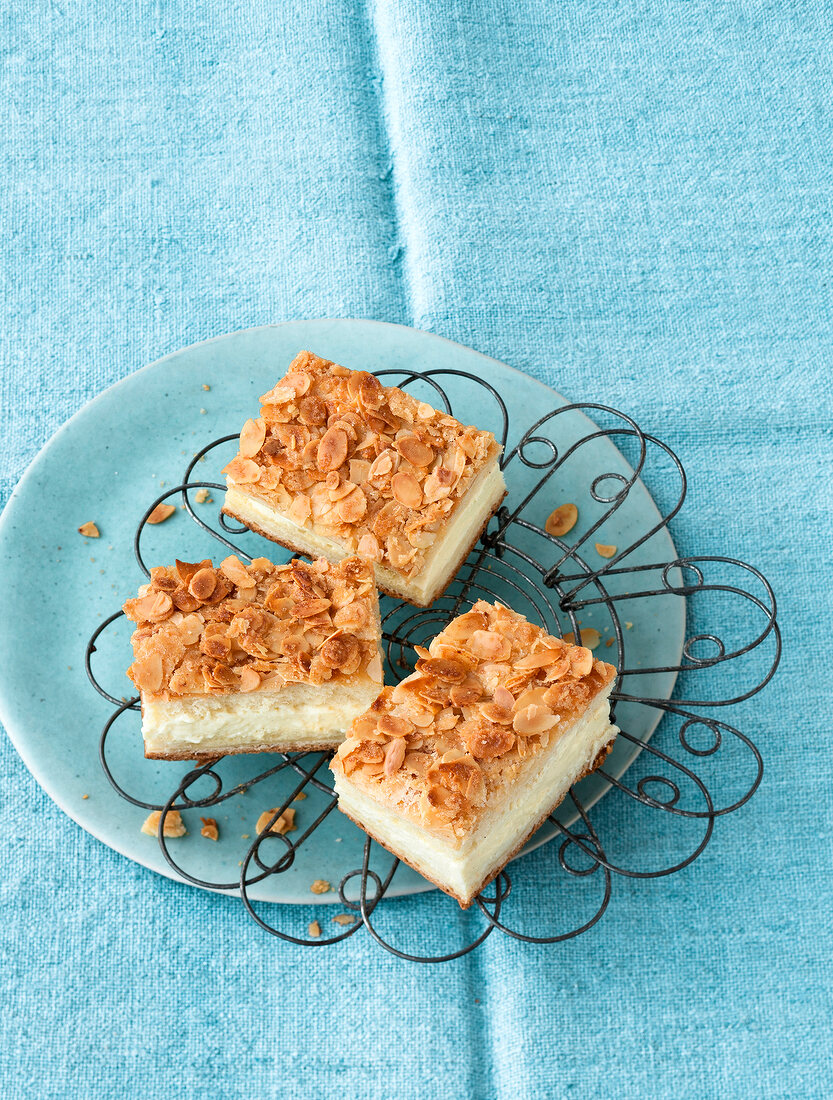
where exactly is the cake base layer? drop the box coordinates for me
[333,687,617,906]
[223,460,507,607]
[142,680,380,759]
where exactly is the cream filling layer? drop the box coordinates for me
[142,680,380,755]
[333,686,616,903]
[224,459,506,603]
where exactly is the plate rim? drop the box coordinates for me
[0,319,682,903]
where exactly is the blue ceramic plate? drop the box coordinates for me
[0,321,683,902]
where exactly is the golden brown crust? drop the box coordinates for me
[124,554,383,702]
[222,485,507,608]
[332,600,617,841]
[222,350,503,585]
[144,740,345,761]
[337,735,615,907]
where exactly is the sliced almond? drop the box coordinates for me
[383,737,407,777]
[219,555,255,588]
[223,457,261,484]
[545,503,578,537]
[569,646,594,676]
[239,667,261,692]
[189,568,217,601]
[130,652,163,693]
[141,809,186,837]
[239,417,267,458]
[147,503,176,525]
[256,807,296,835]
[317,427,348,472]
[396,435,434,467]
[595,542,617,558]
[78,521,100,538]
[512,704,560,736]
[336,486,368,523]
[200,816,219,841]
[391,471,423,509]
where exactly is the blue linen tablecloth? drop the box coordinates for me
[1,2,831,1097]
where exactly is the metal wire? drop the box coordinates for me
[85,368,779,961]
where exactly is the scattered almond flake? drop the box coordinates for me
[605,638,615,648]
[141,809,186,837]
[200,817,219,841]
[625,621,633,629]
[332,914,356,926]
[580,628,601,650]
[545,503,578,538]
[78,522,100,538]
[310,879,331,894]
[293,792,307,802]
[308,920,322,938]
[147,503,176,525]
[241,834,250,839]
[256,807,296,835]
[194,488,211,504]
[199,408,207,415]
[595,542,617,558]
[202,384,210,391]
[82,794,89,800]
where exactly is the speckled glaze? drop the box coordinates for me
[0,320,683,903]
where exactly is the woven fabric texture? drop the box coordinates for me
[1,2,831,1098]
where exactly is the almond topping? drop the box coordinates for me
[468,630,511,661]
[545,503,578,537]
[130,652,163,693]
[569,646,594,676]
[239,417,267,458]
[383,737,407,777]
[513,704,560,736]
[416,657,468,683]
[239,667,261,692]
[396,435,434,467]
[220,555,255,588]
[200,817,219,841]
[317,427,348,472]
[595,542,617,558]
[493,686,515,710]
[78,521,100,538]
[189,568,217,601]
[357,531,382,561]
[147,503,176,525]
[336,486,367,524]
[391,471,423,509]
[223,457,261,483]
[514,647,563,670]
[141,810,186,837]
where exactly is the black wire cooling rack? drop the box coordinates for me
[86,368,780,962]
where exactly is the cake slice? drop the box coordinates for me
[221,350,507,607]
[331,601,617,907]
[123,554,383,759]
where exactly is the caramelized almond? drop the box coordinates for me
[239,418,267,458]
[147,503,176,525]
[391,472,422,509]
[545,503,578,537]
[317,427,348,472]
[396,435,434,467]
